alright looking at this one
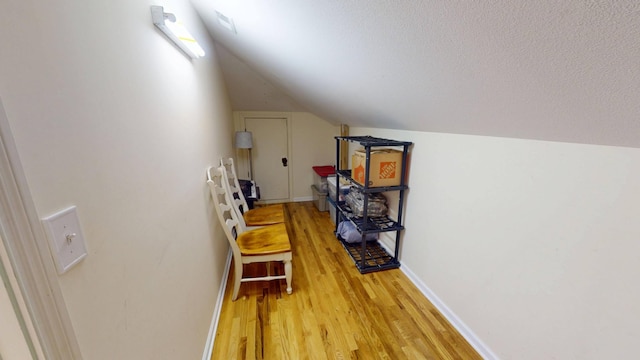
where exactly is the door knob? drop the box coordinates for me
[282,157,288,167]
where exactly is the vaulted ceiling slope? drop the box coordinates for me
[192,0,640,148]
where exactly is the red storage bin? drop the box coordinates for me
[312,165,335,193]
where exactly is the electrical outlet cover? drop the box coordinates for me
[42,206,87,274]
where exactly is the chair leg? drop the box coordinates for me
[266,261,271,277]
[232,258,243,301]
[284,259,292,295]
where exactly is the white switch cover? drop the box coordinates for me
[42,206,87,274]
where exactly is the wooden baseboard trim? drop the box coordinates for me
[400,263,499,360]
[201,249,232,360]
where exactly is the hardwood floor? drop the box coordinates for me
[212,202,481,360]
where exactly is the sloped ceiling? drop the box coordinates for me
[191,0,640,147]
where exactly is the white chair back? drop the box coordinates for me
[206,166,243,256]
[220,157,252,231]
[221,157,251,211]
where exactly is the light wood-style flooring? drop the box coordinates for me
[212,202,481,360]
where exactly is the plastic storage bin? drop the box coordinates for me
[328,200,344,225]
[312,165,335,193]
[311,184,328,212]
[327,175,350,202]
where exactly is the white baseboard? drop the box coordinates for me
[400,264,499,360]
[259,196,312,203]
[202,249,232,360]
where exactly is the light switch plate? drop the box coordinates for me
[42,206,87,274]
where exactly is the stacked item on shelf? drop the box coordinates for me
[310,184,328,211]
[311,165,334,212]
[336,221,378,243]
[312,165,334,193]
[327,175,351,201]
[351,148,403,187]
[344,188,388,218]
[327,175,349,224]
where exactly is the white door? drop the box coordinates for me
[245,117,289,202]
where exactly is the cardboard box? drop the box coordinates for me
[351,148,403,187]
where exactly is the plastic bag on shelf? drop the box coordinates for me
[337,221,378,243]
[345,188,388,217]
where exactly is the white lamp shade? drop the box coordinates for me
[235,131,253,149]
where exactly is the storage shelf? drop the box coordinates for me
[335,135,412,148]
[333,135,412,274]
[336,202,403,234]
[337,237,400,273]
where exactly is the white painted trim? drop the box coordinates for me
[0,98,83,359]
[0,233,42,359]
[202,249,232,360]
[293,196,313,202]
[400,263,499,360]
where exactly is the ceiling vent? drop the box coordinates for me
[215,11,237,34]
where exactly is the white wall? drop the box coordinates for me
[290,112,340,199]
[0,0,232,359]
[351,127,640,359]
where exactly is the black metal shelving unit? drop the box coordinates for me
[332,136,412,274]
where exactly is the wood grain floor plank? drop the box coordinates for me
[212,202,481,360]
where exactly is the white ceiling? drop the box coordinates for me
[191,0,640,148]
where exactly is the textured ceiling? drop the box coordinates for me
[191,0,640,147]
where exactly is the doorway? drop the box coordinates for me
[243,115,290,203]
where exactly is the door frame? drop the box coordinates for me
[233,111,293,203]
[1,232,41,359]
[0,99,82,359]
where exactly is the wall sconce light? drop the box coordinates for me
[151,5,205,59]
[235,131,254,180]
